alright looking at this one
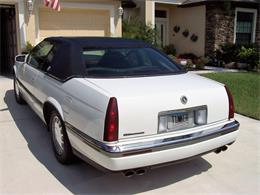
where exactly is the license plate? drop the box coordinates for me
[167,112,189,129]
[158,106,207,133]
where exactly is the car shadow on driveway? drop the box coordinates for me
[4,89,213,194]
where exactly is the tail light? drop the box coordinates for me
[225,86,234,119]
[104,97,118,142]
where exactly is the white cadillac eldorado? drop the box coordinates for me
[13,37,239,176]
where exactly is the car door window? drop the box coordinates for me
[41,43,58,73]
[27,41,54,70]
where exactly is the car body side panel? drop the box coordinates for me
[14,63,43,119]
[32,74,110,142]
[60,78,110,142]
[15,63,109,142]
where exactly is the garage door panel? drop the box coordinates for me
[39,8,110,40]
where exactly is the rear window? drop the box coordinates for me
[83,47,183,78]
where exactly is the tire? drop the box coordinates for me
[49,110,74,164]
[13,76,26,104]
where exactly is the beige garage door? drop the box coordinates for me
[39,8,110,40]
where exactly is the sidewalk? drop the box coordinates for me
[190,66,247,74]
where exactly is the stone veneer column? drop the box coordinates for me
[205,3,235,56]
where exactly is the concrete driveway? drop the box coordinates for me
[0,75,259,194]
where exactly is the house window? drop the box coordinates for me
[155,10,167,18]
[235,8,257,44]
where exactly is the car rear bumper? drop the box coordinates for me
[66,120,239,171]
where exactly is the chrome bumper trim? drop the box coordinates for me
[65,120,239,157]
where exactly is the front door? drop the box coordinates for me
[155,20,167,47]
[155,9,169,47]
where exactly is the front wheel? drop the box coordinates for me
[13,76,26,104]
[49,110,74,164]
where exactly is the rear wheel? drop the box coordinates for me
[13,76,26,104]
[49,110,74,164]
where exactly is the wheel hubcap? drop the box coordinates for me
[52,116,64,155]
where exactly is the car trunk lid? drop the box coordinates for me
[85,73,229,140]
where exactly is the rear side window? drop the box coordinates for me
[83,47,182,78]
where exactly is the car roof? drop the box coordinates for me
[44,37,151,48]
[42,37,154,81]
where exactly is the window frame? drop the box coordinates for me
[234,7,257,44]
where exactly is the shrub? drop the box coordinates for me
[195,57,210,70]
[215,43,240,63]
[163,44,176,56]
[22,42,34,54]
[214,43,259,70]
[186,59,194,70]
[168,55,194,70]
[168,55,180,64]
[238,46,259,70]
[123,17,158,46]
[178,53,199,64]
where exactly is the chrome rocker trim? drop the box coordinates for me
[65,120,239,157]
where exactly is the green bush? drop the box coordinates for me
[168,55,180,64]
[163,44,176,56]
[168,55,194,70]
[185,59,194,70]
[22,42,34,54]
[238,46,259,70]
[122,17,158,46]
[215,43,240,63]
[215,43,259,70]
[178,53,198,64]
[195,57,210,70]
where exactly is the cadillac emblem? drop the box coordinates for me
[181,96,188,104]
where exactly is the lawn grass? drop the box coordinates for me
[202,72,260,120]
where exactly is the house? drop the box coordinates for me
[123,0,259,57]
[0,0,122,74]
[0,0,259,75]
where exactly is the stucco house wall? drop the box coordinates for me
[151,3,206,56]
[170,5,206,56]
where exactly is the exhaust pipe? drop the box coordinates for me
[215,148,222,154]
[215,146,228,154]
[134,168,146,176]
[122,168,147,177]
[122,170,135,178]
[221,146,228,151]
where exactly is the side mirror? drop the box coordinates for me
[15,55,26,63]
